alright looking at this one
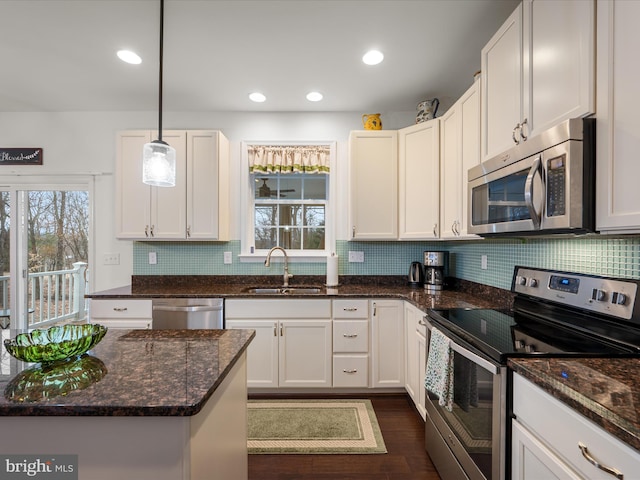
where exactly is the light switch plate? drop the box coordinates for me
[223,251,232,264]
[103,253,120,265]
[149,252,157,265]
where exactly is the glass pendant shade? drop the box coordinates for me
[142,140,176,187]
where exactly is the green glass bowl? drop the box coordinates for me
[3,324,108,364]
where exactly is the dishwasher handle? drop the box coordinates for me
[153,305,223,313]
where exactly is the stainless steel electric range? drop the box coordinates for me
[424,266,640,480]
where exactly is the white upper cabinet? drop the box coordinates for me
[440,81,480,240]
[348,130,398,240]
[116,130,229,241]
[596,0,640,233]
[481,0,595,161]
[398,119,440,240]
[481,3,523,162]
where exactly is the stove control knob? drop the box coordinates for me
[524,344,536,353]
[592,288,607,302]
[528,278,539,288]
[612,292,627,305]
[516,275,527,286]
[514,340,525,349]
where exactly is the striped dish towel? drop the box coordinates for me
[425,327,454,412]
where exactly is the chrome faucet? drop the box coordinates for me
[264,246,293,287]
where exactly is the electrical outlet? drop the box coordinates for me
[481,255,488,270]
[223,251,233,264]
[348,251,365,263]
[149,252,157,265]
[103,253,120,265]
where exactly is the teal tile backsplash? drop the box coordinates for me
[133,236,640,290]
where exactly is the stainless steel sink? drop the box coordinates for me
[244,286,323,295]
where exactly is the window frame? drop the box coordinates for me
[239,141,336,262]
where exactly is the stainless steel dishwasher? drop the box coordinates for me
[152,298,224,329]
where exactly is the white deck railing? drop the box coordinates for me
[0,262,88,328]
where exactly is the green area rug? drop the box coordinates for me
[247,399,387,454]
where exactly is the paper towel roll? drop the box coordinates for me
[326,254,339,286]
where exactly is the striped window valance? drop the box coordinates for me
[248,145,330,174]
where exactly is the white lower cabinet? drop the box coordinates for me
[370,300,404,388]
[89,299,153,329]
[225,299,332,388]
[512,372,640,480]
[332,299,369,387]
[404,302,427,419]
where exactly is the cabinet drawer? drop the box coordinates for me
[226,299,330,318]
[90,318,152,330]
[90,299,152,319]
[513,373,640,479]
[333,320,369,353]
[333,355,369,387]
[332,299,368,318]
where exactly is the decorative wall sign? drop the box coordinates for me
[0,148,43,165]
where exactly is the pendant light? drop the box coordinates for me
[142,0,176,187]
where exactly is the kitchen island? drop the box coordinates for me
[0,328,254,480]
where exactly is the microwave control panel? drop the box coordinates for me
[546,154,566,217]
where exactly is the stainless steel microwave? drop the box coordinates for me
[468,118,595,236]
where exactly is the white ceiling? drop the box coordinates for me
[0,0,519,113]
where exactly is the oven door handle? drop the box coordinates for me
[426,319,499,374]
[524,155,543,230]
[449,340,499,375]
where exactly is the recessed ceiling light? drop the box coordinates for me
[249,92,266,103]
[362,50,384,66]
[306,91,323,102]
[117,50,142,65]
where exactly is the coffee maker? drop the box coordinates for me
[423,251,448,292]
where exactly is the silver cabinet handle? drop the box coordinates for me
[578,442,623,479]
[372,302,377,316]
[343,369,358,374]
[520,118,528,141]
[418,319,426,326]
[343,334,358,338]
[343,307,358,312]
[433,223,438,238]
[150,224,155,237]
[512,123,520,145]
[187,225,191,238]
[113,307,128,312]
[280,324,283,336]
[145,225,149,237]
[273,323,277,337]
[352,226,356,238]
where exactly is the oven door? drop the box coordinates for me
[468,153,544,235]
[424,317,506,480]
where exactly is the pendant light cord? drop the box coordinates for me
[158,0,165,142]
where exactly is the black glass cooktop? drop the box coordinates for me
[428,307,640,364]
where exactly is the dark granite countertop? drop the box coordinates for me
[0,328,255,416]
[86,275,513,312]
[509,357,640,452]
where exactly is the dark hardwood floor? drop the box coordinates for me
[248,394,442,480]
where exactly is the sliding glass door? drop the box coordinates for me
[0,184,90,330]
